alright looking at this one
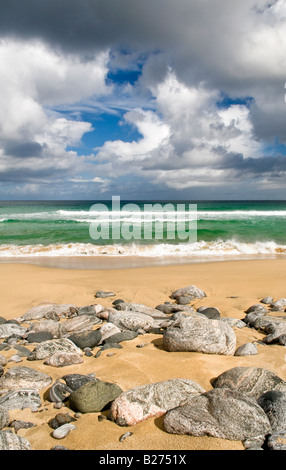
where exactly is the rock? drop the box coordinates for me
[108,311,156,332]
[0,388,41,410]
[0,408,9,429]
[98,322,122,344]
[62,373,97,391]
[0,366,52,392]
[95,291,115,298]
[155,304,195,315]
[0,431,31,450]
[264,432,286,450]
[28,338,82,361]
[103,330,138,344]
[196,306,221,319]
[163,314,236,355]
[21,303,77,321]
[52,423,76,439]
[27,320,62,338]
[49,412,76,430]
[61,315,99,336]
[270,298,286,311]
[261,297,274,304]
[68,329,102,349]
[26,331,54,343]
[44,352,83,367]
[13,345,33,357]
[234,343,258,356]
[49,381,72,403]
[164,388,271,443]
[221,318,246,329]
[245,304,268,314]
[77,304,105,316]
[176,296,192,305]
[170,285,207,301]
[211,367,286,399]
[0,324,27,339]
[109,379,205,426]
[0,355,7,366]
[69,380,123,413]
[262,321,286,345]
[115,302,168,319]
[258,390,286,433]
[8,355,22,363]
[94,343,122,357]
[10,420,36,433]
[112,299,125,306]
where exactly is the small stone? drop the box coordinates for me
[119,432,133,442]
[49,412,76,430]
[10,420,36,433]
[95,291,115,298]
[52,423,76,439]
[234,343,258,356]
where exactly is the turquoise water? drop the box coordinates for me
[0,200,286,259]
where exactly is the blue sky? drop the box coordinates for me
[0,0,286,200]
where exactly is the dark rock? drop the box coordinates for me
[10,420,36,433]
[68,329,102,349]
[69,380,123,413]
[112,299,125,306]
[258,390,286,433]
[49,412,76,430]
[103,331,138,344]
[62,373,97,391]
[26,331,54,343]
[176,296,192,305]
[94,343,122,358]
[196,306,221,320]
[49,381,73,403]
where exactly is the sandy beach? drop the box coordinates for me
[1,258,286,451]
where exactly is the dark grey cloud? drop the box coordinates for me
[3,141,45,158]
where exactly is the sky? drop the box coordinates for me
[0,0,286,200]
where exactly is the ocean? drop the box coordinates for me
[0,200,286,268]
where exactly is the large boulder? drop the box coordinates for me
[163,314,236,355]
[0,431,31,450]
[164,388,271,444]
[109,378,205,426]
[212,367,286,399]
[28,338,82,361]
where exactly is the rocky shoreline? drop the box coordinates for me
[0,284,286,450]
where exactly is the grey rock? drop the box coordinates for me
[0,324,27,339]
[95,291,115,298]
[52,423,76,439]
[0,388,41,410]
[49,381,72,403]
[258,390,286,433]
[245,304,268,314]
[0,430,31,450]
[176,296,192,305]
[68,329,102,349]
[69,380,123,413]
[77,304,105,316]
[94,343,122,357]
[21,304,77,321]
[261,297,274,305]
[156,304,195,315]
[270,298,286,311]
[265,432,286,450]
[13,345,33,357]
[109,378,205,426]
[221,317,246,329]
[26,331,54,343]
[0,366,52,392]
[234,343,258,356]
[98,322,122,344]
[0,408,9,429]
[212,367,286,399]
[28,338,82,361]
[44,352,83,367]
[163,314,236,355]
[170,285,207,301]
[108,311,156,332]
[10,420,36,433]
[196,306,221,319]
[27,320,62,338]
[103,330,138,344]
[0,355,7,366]
[61,315,99,336]
[164,388,271,442]
[115,302,168,319]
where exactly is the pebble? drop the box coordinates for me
[119,432,133,442]
[52,423,76,439]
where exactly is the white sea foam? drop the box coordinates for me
[0,239,285,258]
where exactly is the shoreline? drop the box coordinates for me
[0,258,286,450]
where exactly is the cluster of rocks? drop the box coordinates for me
[0,285,285,449]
